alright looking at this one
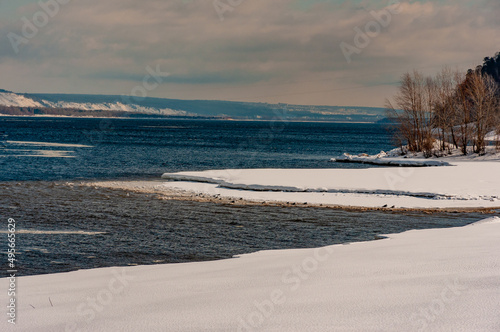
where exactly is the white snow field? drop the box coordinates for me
[160,162,500,209]
[2,217,499,331]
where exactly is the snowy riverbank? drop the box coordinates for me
[154,162,500,210]
[333,153,452,166]
[2,217,499,331]
[332,145,500,166]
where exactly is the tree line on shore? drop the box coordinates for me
[387,52,500,157]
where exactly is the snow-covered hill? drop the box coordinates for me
[39,99,185,116]
[0,89,389,121]
[0,91,44,108]
[0,90,186,116]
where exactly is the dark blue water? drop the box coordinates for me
[0,116,490,277]
[0,117,393,181]
[1,181,489,276]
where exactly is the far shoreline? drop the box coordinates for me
[0,114,381,124]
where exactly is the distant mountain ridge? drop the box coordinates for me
[0,90,387,122]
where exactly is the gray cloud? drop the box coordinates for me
[0,0,498,107]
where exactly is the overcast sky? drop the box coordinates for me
[0,0,498,107]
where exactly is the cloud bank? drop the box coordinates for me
[0,0,498,107]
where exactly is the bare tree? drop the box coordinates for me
[433,67,461,152]
[386,70,435,156]
[497,122,500,151]
[388,65,499,156]
[465,72,499,154]
[496,110,500,150]
[452,71,474,155]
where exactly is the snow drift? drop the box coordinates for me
[2,217,499,331]
[160,162,500,209]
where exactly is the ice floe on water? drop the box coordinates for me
[6,140,93,148]
[0,141,93,158]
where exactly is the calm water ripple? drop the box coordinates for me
[0,182,489,276]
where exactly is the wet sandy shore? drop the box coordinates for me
[81,180,499,214]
